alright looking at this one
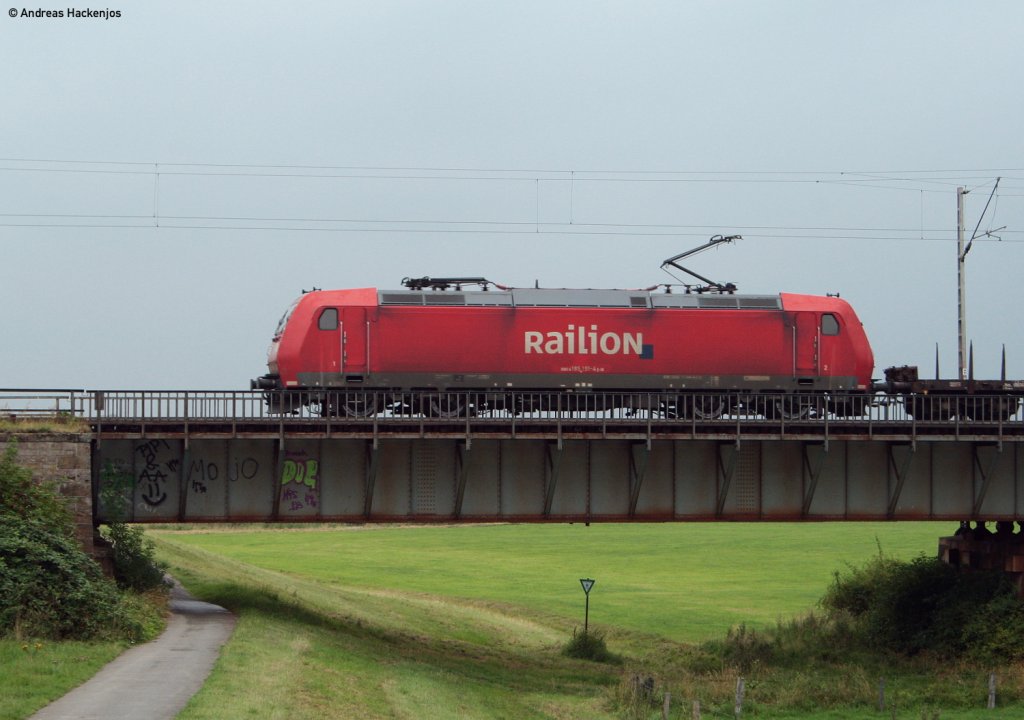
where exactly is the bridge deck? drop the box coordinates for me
[5,390,1024,524]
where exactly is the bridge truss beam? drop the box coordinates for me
[94,437,1024,524]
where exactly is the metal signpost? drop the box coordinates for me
[579,578,595,634]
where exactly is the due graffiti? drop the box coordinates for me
[135,439,171,507]
[280,453,319,512]
[188,456,260,495]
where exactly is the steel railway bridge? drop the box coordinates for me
[5,388,1023,524]
[8,387,1024,582]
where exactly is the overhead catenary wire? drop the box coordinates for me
[1,212,1022,236]
[0,158,1022,185]
[0,218,1021,242]
[0,159,1020,239]
[1,156,1022,175]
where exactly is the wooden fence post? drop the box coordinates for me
[988,673,996,709]
[734,677,745,717]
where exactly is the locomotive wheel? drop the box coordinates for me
[320,394,378,417]
[691,395,726,420]
[425,395,467,419]
[828,396,868,417]
[768,397,811,420]
[342,396,379,417]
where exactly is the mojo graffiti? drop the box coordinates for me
[188,456,260,495]
[229,457,260,482]
[188,456,260,494]
[280,453,320,512]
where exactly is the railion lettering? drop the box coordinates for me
[524,325,643,355]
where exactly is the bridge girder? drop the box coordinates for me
[94,437,1023,524]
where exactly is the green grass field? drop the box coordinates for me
[0,641,126,720]
[155,522,951,643]
[138,521,1024,719]
[7,521,1021,719]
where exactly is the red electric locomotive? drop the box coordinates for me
[252,278,875,418]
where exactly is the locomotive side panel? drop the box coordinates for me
[366,305,804,390]
[264,288,875,394]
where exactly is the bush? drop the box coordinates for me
[822,550,1024,661]
[102,523,169,593]
[563,628,621,664]
[960,589,1024,664]
[0,513,127,639]
[0,444,162,640]
[721,622,774,672]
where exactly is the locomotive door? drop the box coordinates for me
[341,307,368,374]
[794,312,818,377]
[316,307,341,379]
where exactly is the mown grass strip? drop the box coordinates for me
[159,537,617,719]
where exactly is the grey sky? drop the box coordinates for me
[1,1,1022,389]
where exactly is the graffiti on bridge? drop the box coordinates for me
[280,452,320,512]
[99,460,134,521]
[187,455,260,495]
[136,439,171,507]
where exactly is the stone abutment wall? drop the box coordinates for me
[1,433,95,556]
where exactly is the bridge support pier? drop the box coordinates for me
[1,433,103,561]
[939,522,1024,595]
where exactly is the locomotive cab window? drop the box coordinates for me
[821,313,840,336]
[318,307,338,331]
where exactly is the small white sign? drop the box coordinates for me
[580,578,595,594]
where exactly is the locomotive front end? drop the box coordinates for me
[251,296,302,405]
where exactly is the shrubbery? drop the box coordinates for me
[822,551,1024,663]
[563,627,621,664]
[692,548,1024,676]
[97,460,168,593]
[0,443,163,640]
[0,512,126,639]
[102,522,168,592]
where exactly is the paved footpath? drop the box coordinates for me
[30,580,235,720]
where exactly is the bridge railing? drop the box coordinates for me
[3,388,1021,430]
[67,388,1024,428]
[0,388,88,419]
[87,390,271,421]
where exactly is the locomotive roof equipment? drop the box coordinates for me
[660,234,741,294]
